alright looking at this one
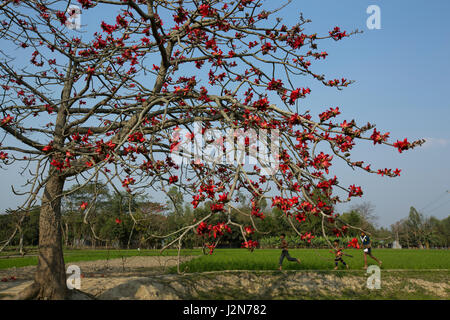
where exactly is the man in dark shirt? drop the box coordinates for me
[360,231,382,269]
[279,233,301,270]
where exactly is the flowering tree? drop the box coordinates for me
[0,0,423,299]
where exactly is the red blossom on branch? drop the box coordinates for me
[168,175,178,184]
[244,226,255,235]
[347,237,360,249]
[242,240,258,250]
[393,138,410,153]
[198,4,216,17]
[329,26,347,40]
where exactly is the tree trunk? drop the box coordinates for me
[20,174,67,300]
[18,230,24,257]
[65,223,69,247]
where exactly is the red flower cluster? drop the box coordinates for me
[244,226,255,235]
[212,222,232,238]
[77,0,94,9]
[370,129,390,145]
[347,237,360,249]
[329,27,347,40]
[253,97,269,110]
[218,193,229,203]
[196,221,209,235]
[42,143,53,152]
[242,240,258,249]
[210,203,225,213]
[300,232,315,243]
[196,222,231,239]
[206,243,216,255]
[116,15,128,28]
[272,196,302,214]
[50,158,65,171]
[261,42,275,55]
[251,205,265,219]
[191,194,205,209]
[1,114,13,126]
[287,34,307,49]
[348,184,363,198]
[80,202,88,210]
[312,152,333,174]
[122,177,135,192]
[288,87,310,105]
[295,212,306,223]
[56,11,67,25]
[198,4,216,17]
[169,176,178,184]
[267,78,283,91]
[377,168,401,177]
[128,132,145,143]
[173,7,188,24]
[393,138,410,153]
[319,107,340,122]
[100,21,117,34]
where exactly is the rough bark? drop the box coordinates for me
[18,227,24,257]
[20,173,67,300]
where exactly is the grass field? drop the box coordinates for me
[1,248,449,272]
[172,248,450,273]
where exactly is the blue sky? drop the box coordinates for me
[0,0,449,227]
[279,0,450,226]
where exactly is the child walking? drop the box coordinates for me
[332,240,349,270]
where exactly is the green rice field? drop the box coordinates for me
[173,248,450,273]
[1,248,448,272]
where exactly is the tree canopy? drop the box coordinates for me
[0,0,424,299]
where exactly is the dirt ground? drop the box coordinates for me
[0,255,194,299]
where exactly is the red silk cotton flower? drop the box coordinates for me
[207,243,216,255]
[115,218,122,224]
[169,175,178,184]
[347,237,360,249]
[244,226,255,235]
[242,240,258,250]
[80,202,88,210]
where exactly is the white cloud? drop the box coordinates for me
[422,137,449,148]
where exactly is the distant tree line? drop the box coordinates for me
[391,206,450,249]
[1,185,449,253]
